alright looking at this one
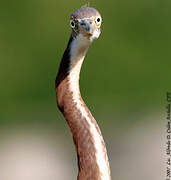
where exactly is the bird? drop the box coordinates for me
[55,7,111,180]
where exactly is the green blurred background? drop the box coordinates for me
[0,0,170,179]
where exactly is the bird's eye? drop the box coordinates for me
[96,17,101,24]
[97,18,101,22]
[70,20,75,28]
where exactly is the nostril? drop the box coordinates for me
[80,22,86,26]
[80,20,86,26]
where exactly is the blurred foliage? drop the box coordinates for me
[0,0,170,128]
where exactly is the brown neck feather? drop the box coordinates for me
[55,34,111,180]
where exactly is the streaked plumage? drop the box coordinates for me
[55,7,111,180]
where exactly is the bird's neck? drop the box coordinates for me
[68,34,91,95]
[56,34,111,180]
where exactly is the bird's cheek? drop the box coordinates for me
[92,29,101,40]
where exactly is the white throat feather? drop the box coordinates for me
[67,34,111,180]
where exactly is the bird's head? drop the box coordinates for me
[70,7,102,42]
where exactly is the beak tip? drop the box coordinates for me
[85,24,91,32]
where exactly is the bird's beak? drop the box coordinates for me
[79,19,97,36]
[80,20,91,32]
